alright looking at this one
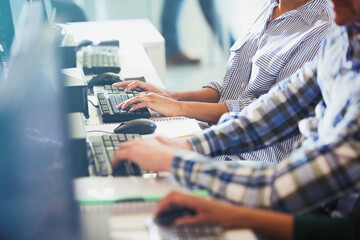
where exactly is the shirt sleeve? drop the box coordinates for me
[172,117,360,213]
[172,62,360,213]
[188,62,321,157]
[294,200,360,240]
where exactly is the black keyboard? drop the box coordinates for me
[97,84,151,123]
[87,134,150,177]
[80,46,121,75]
[147,219,225,240]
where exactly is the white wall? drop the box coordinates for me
[73,0,263,62]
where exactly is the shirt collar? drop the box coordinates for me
[278,0,332,26]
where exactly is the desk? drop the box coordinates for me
[71,21,255,240]
[64,19,166,82]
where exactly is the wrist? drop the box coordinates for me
[170,91,182,101]
[174,101,185,116]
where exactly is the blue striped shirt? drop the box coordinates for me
[173,25,360,216]
[205,0,333,162]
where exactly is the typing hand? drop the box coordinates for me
[113,80,172,98]
[116,92,182,117]
[111,137,180,172]
[156,135,193,150]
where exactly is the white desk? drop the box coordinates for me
[71,24,255,239]
[64,19,166,82]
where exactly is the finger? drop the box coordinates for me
[116,101,125,109]
[125,81,143,92]
[129,102,149,112]
[121,97,141,109]
[156,191,198,215]
[111,148,130,168]
[175,215,205,226]
[113,81,133,88]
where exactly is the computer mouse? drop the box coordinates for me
[154,206,196,226]
[75,39,93,51]
[113,118,157,134]
[88,72,123,86]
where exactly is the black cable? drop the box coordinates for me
[87,130,114,134]
[88,99,99,108]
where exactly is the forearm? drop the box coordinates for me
[172,88,220,103]
[178,101,228,123]
[234,207,294,240]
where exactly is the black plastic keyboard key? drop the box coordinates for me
[115,134,125,142]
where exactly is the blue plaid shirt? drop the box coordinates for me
[172,25,360,216]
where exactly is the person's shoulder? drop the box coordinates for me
[324,25,347,45]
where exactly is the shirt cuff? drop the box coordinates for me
[171,149,208,188]
[224,99,244,112]
[188,130,213,155]
[203,82,222,93]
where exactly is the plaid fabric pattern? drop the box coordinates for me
[172,25,360,216]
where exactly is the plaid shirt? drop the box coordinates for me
[172,25,360,215]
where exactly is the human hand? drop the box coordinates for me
[113,80,172,97]
[111,136,183,172]
[155,136,193,150]
[156,191,245,229]
[117,92,182,117]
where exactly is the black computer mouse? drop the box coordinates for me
[154,206,196,226]
[75,39,93,51]
[113,118,157,134]
[88,72,123,86]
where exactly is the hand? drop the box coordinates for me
[111,136,183,172]
[156,191,245,229]
[156,136,193,150]
[117,92,182,117]
[113,80,172,98]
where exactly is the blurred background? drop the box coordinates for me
[58,0,263,91]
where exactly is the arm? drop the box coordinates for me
[171,98,360,212]
[111,107,360,213]
[156,191,294,240]
[113,81,220,102]
[189,63,321,157]
[118,93,228,123]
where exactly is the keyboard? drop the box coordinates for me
[97,84,151,123]
[79,45,121,75]
[87,134,151,177]
[147,219,225,240]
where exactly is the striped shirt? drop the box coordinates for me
[204,0,333,163]
[172,25,360,216]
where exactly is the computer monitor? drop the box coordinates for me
[0,2,81,239]
[0,0,28,62]
[42,0,56,23]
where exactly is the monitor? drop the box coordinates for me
[0,2,81,239]
[43,0,56,23]
[0,0,28,62]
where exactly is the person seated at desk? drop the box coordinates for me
[112,0,360,224]
[156,191,360,240]
[114,0,333,163]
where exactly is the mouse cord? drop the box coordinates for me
[87,130,114,134]
[88,99,99,108]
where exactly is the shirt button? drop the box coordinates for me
[249,57,252,63]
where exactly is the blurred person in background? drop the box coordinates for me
[161,0,233,65]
